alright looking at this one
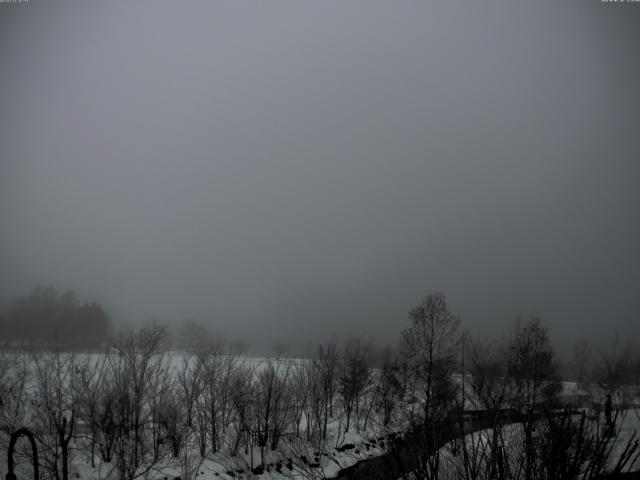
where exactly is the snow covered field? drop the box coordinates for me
[2,350,639,480]
[0,351,404,480]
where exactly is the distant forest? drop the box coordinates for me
[0,286,110,348]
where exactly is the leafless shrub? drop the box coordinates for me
[338,338,372,433]
[31,350,78,480]
[104,324,171,480]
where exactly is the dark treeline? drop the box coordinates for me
[0,286,110,349]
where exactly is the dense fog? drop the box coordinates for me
[2,1,639,351]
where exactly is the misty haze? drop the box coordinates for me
[1,1,639,480]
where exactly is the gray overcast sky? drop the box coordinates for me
[1,0,639,352]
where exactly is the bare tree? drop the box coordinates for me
[229,363,255,457]
[0,352,32,442]
[317,341,339,438]
[463,336,511,479]
[197,339,227,453]
[338,338,372,433]
[106,324,169,480]
[31,350,78,480]
[506,316,560,480]
[179,439,205,480]
[290,361,309,438]
[176,351,204,431]
[303,355,325,441]
[253,359,293,465]
[374,346,403,428]
[147,350,174,461]
[397,292,461,480]
[76,353,108,468]
[592,336,634,405]
[402,292,461,427]
[218,343,243,442]
[157,387,184,458]
[507,316,559,411]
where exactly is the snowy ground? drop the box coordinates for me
[0,352,400,480]
[432,408,640,480]
[1,425,395,480]
[2,353,639,480]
